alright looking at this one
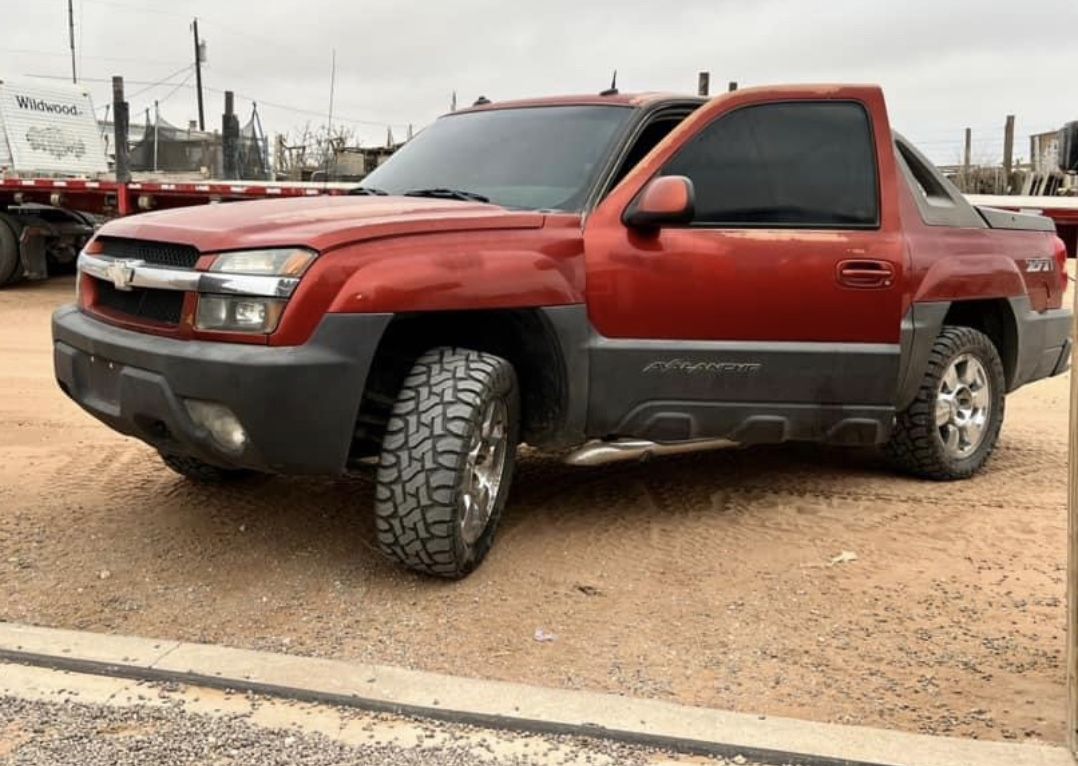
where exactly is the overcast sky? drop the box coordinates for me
[3,0,1075,165]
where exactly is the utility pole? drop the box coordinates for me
[962,127,972,191]
[192,18,205,131]
[112,76,130,183]
[697,71,710,97]
[67,0,77,83]
[1003,114,1015,193]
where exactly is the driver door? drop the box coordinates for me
[582,86,907,445]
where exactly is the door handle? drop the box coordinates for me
[837,259,895,289]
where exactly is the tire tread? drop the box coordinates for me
[374,347,518,579]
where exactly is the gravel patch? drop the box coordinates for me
[0,692,767,766]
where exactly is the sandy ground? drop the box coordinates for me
[0,278,1069,744]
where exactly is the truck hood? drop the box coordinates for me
[97,195,545,253]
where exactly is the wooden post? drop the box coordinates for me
[111,76,130,183]
[1068,266,1078,754]
[1003,114,1015,193]
[222,91,237,180]
[192,18,205,132]
[697,71,710,97]
[962,128,972,192]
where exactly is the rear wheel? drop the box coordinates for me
[159,452,254,483]
[886,326,1005,480]
[0,217,20,287]
[374,347,519,579]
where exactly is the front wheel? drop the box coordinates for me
[374,347,520,579]
[886,326,1006,480]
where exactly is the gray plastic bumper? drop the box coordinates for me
[52,306,391,475]
[1012,306,1072,389]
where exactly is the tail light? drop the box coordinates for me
[1053,235,1068,293]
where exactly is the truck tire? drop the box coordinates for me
[375,347,520,579]
[886,326,1005,480]
[0,217,20,287]
[159,452,254,483]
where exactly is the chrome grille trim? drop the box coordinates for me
[79,253,300,299]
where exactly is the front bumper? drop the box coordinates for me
[52,306,391,474]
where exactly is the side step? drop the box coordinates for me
[562,438,738,467]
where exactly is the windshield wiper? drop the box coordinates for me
[403,187,490,203]
[347,186,388,196]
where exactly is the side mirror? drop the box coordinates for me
[623,175,695,230]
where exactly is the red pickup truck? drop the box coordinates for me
[53,85,1072,578]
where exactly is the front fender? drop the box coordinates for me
[329,242,584,314]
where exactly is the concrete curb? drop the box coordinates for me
[0,622,1069,766]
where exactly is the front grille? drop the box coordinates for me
[95,281,184,325]
[97,237,200,270]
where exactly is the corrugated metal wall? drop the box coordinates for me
[0,78,108,176]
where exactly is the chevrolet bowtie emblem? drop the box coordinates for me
[105,259,143,291]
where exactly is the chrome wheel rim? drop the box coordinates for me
[459,398,508,548]
[936,353,991,459]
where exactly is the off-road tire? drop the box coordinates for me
[0,216,21,287]
[886,325,1006,480]
[374,347,520,579]
[159,452,254,483]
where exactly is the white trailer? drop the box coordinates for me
[0,78,105,284]
[0,78,108,177]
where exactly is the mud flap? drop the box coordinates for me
[18,226,49,280]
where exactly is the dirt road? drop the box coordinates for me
[0,278,1068,743]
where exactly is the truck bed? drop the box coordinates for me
[975,205,1057,232]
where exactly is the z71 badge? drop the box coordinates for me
[1026,257,1055,273]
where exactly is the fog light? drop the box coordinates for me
[196,295,286,333]
[183,399,248,454]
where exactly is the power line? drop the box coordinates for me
[24,73,419,129]
[0,47,186,66]
[126,64,194,100]
[81,0,188,19]
[130,69,196,120]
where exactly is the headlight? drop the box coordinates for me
[209,248,316,276]
[196,295,287,333]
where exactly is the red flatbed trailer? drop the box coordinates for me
[967,194,1078,259]
[2,178,1076,289]
[0,176,355,217]
[0,177,356,285]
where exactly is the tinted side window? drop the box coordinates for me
[662,102,879,227]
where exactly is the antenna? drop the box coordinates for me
[600,69,618,96]
[322,49,336,186]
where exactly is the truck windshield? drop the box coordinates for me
[359,105,633,212]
